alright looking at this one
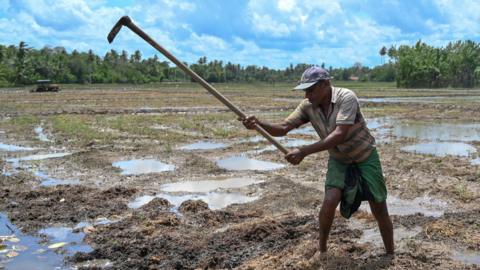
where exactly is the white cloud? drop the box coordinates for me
[434,0,480,36]
[251,13,292,37]
[277,0,296,12]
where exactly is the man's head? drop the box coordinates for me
[294,66,332,105]
[293,66,331,91]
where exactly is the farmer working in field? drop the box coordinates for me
[241,66,394,255]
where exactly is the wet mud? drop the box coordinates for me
[1,88,480,269]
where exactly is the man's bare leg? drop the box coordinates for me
[318,187,342,252]
[368,200,394,254]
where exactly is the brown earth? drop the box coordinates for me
[0,86,479,269]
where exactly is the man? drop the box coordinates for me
[241,66,394,255]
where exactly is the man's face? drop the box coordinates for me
[304,80,329,105]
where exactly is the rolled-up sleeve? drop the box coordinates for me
[336,95,358,125]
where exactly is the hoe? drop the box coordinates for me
[108,16,287,154]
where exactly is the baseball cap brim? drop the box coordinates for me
[292,81,317,91]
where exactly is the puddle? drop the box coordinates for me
[358,226,422,247]
[451,250,480,266]
[7,152,72,162]
[394,122,480,142]
[38,227,93,255]
[359,195,448,217]
[360,96,480,103]
[178,141,228,151]
[34,171,80,187]
[160,177,264,193]
[73,217,118,232]
[0,143,36,152]
[112,159,175,175]
[0,213,71,269]
[130,177,264,210]
[5,152,72,176]
[401,142,477,157]
[216,156,285,171]
[238,136,267,144]
[253,139,316,154]
[288,125,317,136]
[34,126,51,142]
[129,192,260,210]
[471,157,480,165]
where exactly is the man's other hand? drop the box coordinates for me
[285,148,306,165]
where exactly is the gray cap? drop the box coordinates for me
[293,66,331,90]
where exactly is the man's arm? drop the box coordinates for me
[241,116,296,137]
[285,124,351,164]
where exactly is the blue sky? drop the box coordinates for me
[0,0,479,68]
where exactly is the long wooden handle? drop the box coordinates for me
[122,19,288,154]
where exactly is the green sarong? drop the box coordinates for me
[326,148,387,203]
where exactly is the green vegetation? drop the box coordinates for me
[391,40,480,88]
[1,39,478,88]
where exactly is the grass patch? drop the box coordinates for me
[52,115,115,145]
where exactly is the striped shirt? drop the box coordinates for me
[284,87,375,164]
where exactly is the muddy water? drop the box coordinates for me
[8,152,72,162]
[112,159,175,175]
[451,250,480,266]
[471,157,480,165]
[401,142,477,157]
[129,192,260,210]
[34,171,80,187]
[160,177,264,193]
[130,178,264,210]
[178,141,228,151]
[360,96,480,103]
[34,126,51,142]
[253,138,317,154]
[38,227,93,255]
[216,156,285,171]
[394,122,480,142]
[0,213,70,270]
[0,143,36,152]
[4,152,72,176]
[358,226,422,247]
[288,125,317,136]
[359,195,448,217]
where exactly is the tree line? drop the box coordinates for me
[0,40,479,88]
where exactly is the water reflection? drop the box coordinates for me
[360,96,480,103]
[394,122,480,142]
[38,227,93,255]
[0,213,70,270]
[112,159,175,175]
[130,177,264,210]
[178,141,228,151]
[129,193,259,210]
[216,156,285,171]
[401,142,477,157]
[34,126,51,142]
[160,178,264,193]
[451,250,480,266]
[34,171,80,187]
[358,226,422,247]
[0,143,36,152]
[359,195,448,217]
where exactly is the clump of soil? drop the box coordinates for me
[179,199,209,214]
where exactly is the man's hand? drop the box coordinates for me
[285,148,306,165]
[239,115,259,130]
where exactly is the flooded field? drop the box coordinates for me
[0,83,479,269]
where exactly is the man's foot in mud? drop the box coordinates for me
[306,251,328,269]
